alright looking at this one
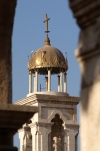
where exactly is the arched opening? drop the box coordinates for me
[50,114,64,151]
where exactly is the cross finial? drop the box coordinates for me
[43,14,50,33]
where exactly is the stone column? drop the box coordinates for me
[29,71,32,93]
[64,72,67,93]
[58,75,60,92]
[69,1,100,151]
[18,125,32,151]
[40,124,52,151]
[34,76,36,92]
[64,134,67,151]
[35,71,38,92]
[60,72,63,92]
[30,123,36,151]
[67,135,70,151]
[67,132,78,151]
[18,129,24,151]
[30,123,52,151]
[48,69,51,91]
[30,123,43,151]
[45,77,48,91]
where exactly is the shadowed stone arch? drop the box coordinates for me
[47,110,70,125]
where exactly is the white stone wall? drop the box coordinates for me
[17,93,79,151]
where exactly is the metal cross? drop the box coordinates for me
[43,14,50,33]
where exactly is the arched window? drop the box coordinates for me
[50,114,64,151]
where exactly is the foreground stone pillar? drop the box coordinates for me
[69,1,100,151]
[0,0,18,150]
[0,0,17,103]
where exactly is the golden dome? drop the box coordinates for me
[28,35,68,74]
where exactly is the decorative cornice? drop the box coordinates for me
[14,95,37,105]
[29,122,53,129]
[69,0,100,29]
[14,94,80,106]
[35,100,78,105]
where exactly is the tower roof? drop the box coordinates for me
[28,14,68,75]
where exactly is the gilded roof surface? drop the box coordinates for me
[28,42,68,74]
[28,15,68,74]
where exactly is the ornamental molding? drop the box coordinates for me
[47,110,67,124]
[14,94,80,105]
[29,122,53,128]
[65,124,79,131]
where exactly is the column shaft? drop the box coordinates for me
[31,126,36,151]
[60,72,63,92]
[58,76,60,92]
[64,73,67,93]
[18,130,24,151]
[35,71,38,92]
[48,69,51,91]
[45,77,48,91]
[67,132,77,151]
[67,135,70,151]
[64,135,67,151]
[34,76,36,92]
[29,71,32,93]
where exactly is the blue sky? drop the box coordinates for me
[12,0,80,150]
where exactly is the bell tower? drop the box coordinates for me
[15,14,79,151]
